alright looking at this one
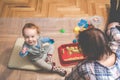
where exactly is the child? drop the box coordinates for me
[19,23,67,76]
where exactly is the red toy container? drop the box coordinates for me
[58,43,85,66]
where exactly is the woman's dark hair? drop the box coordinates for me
[78,28,112,60]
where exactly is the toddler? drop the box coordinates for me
[19,23,67,76]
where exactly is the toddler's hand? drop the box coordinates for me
[19,47,28,57]
[22,47,28,54]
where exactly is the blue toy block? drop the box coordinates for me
[49,39,54,44]
[84,24,89,28]
[78,19,87,27]
[73,39,78,43]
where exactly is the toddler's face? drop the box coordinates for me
[23,28,39,46]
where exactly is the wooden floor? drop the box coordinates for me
[0,0,110,80]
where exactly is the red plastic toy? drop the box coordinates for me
[58,43,85,66]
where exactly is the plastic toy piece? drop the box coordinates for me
[84,24,89,28]
[89,16,103,28]
[78,19,87,26]
[58,43,85,66]
[73,39,78,43]
[73,26,80,34]
[49,39,54,44]
[78,19,88,28]
[60,28,65,33]
[73,19,89,34]
[79,27,86,32]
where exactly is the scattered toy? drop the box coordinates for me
[60,28,66,33]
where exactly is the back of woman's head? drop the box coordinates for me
[78,28,112,60]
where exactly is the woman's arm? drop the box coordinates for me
[107,22,120,42]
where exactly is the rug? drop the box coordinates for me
[8,38,42,71]
[7,17,104,71]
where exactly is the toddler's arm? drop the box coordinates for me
[40,37,54,44]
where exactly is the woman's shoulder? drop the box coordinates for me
[77,60,95,74]
[78,59,94,67]
[65,60,95,80]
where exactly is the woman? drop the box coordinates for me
[65,27,120,80]
[65,0,120,79]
